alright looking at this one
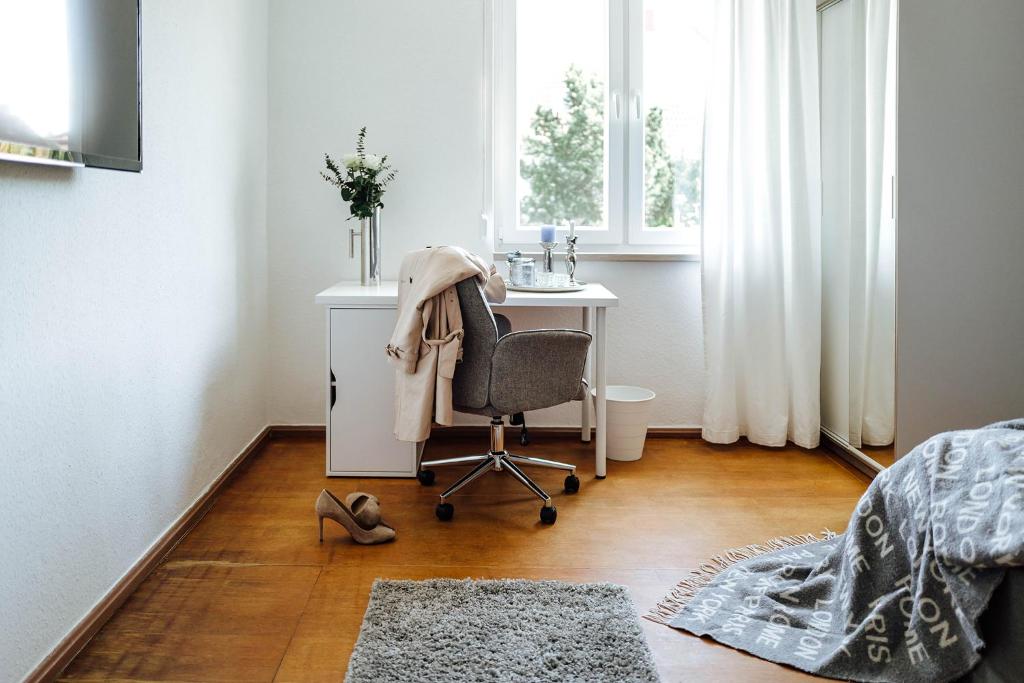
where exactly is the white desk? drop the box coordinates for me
[315,281,618,478]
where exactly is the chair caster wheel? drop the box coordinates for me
[540,505,557,524]
[564,474,580,494]
[435,503,454,521]
[417,469,436,486]
[520,430,530,446]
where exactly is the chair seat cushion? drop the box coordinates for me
[455,378,589,417]
[452,404,505,417]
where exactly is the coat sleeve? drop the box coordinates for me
[482,264,507,304]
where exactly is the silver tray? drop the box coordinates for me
[505,279,587,293]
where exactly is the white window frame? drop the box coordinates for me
[487,0,701,254]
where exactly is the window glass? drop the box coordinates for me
[516,0,609,228]
[641,0,712,242]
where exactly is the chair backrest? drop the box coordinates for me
[452,277,499,409]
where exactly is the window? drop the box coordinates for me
[490,0,713,251]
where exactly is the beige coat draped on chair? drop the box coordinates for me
[387,247,506,442]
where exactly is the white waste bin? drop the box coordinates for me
[592,385,656,462]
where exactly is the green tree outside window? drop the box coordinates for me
[518,66,701,230]
[519,66,605,226]
[644,107,674,227]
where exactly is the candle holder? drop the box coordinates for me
[539,241,558,273]
[565,234,579,284]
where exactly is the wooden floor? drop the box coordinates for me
[861,443,896,468]
[61,432,869,682]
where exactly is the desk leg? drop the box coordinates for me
[581,307,592,442]
[595,307,607,479]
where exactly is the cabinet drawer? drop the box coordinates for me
[328,308,416,476]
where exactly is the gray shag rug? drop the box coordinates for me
[345,578,661,683]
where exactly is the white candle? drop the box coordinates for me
[569,222,576,240]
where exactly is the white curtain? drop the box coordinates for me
[847,0,896,448]
[701,0,822,449]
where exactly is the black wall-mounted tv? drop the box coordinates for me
[0,0,142,172]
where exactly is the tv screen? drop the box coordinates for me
[0,0,141,172]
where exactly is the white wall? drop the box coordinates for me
[895,0,1024,454]
[266,0,705,429]
[0,2,269,680]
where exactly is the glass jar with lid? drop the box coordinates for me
[508,256,536,287]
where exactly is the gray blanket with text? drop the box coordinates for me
[668,420,1024,682]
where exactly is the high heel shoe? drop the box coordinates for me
[316,489,395,545]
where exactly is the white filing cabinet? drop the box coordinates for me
[326,306,418,477]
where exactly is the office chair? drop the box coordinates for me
[417,277,592,524]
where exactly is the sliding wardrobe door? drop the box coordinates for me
[819,0,897,470]
[820,0,854,448]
